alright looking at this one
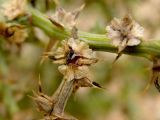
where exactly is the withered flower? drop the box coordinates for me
[2,0,27,20]
[48,37,97,81]
[106,15,144,61]
[49,4,85,29]
[46,27,101,92]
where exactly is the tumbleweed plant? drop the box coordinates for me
[0,0,160,120]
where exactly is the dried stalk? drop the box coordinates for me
[52,78,74,117]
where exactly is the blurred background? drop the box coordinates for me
[0,0,160,120]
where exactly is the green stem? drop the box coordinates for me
[29,8,160,59]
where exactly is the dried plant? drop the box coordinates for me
[29,5,160,120]
[1,1,160,120]
[37,26,102,120]
[49,4,85,29]
[32,78,77,120]
[106,15,144,62]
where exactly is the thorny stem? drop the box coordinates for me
[29,8,160,60]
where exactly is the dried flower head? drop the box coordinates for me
[106,15,144,57]
[49,4,85,29]
[48,37,97,81]
[46,27,103,94]
[2,0,27,20]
